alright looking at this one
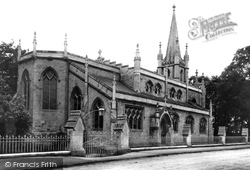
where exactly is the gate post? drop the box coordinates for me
[183,124,192,147]
[218,126,226,145]
[65,111,86,156]
[113,116,131,155]
[242,128,249,144]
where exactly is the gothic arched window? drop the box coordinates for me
[168,69,171,78]
[180,70,183,82]
[70,86,82,110]
[42,68,57,110]
[92,98,104,130]
[145,80,153,93]
[154,83,162,95]
[177,89,182,100]
[170,87,176,98]
[125,106,143,130]
[21,69,30,109]
[200,117,207,134]
[172,113,179,133]
[186,115,194,134]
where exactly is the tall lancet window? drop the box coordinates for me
[180,70,183,82]
[200,118,207,134]
[70,86,82,110]
[186,115,194,134]
[92,98,104,130]
[21,69,30,109]
[42,68,57,110]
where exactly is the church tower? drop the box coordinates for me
[161,5,188,83]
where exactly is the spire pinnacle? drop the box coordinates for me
[33,32,37,56]
[135,43,140,60]
[64,33,68,46]
[185,43,189,56]
[64,33,68,57]
[19,39,21,47]
[33,32,37,44]
[159,42,162,54]
[196,69,198,77]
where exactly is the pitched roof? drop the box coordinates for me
[92,75,207,111]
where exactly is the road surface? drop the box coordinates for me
[64,148,250,170]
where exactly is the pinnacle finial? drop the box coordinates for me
[137,43,139,49]
[64,33,68,46]
[19,39,21,46]
[159,42,162,48]
[86,55,88,60]
[196,69,198,76]
[186,43,188,49]
[173,5,176,11]
[33,32,37,44]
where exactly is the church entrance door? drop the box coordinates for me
[160,113,172,145]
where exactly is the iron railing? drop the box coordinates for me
[0,135,69,154]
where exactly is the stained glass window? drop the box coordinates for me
[42,69,57,110]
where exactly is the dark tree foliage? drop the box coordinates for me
[0,41,26,95]
[205,45,250,135]
[0,41,30,136]
[0,94,32,136]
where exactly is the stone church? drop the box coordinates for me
[17,6,213,145]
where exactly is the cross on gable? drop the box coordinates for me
[98,49,102,57]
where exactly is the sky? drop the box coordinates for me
[1,0,249,78]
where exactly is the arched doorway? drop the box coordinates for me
[160,112,172,145]
[70,86,82,110]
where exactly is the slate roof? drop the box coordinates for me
[64,110,82,129]
[91,75,207,111]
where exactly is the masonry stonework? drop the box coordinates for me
[17,6,213,146]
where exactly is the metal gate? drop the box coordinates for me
[83,131,118,157]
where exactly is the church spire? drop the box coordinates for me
[165,5,181,64]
